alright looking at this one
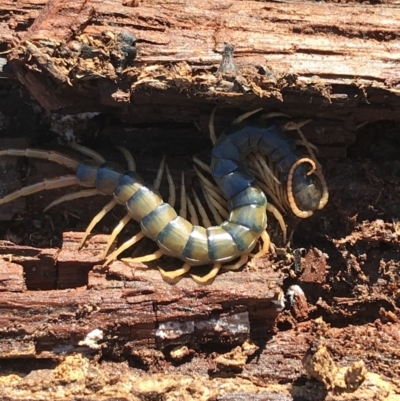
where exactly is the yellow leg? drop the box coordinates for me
[68,142,106,163]
[208,106,218,145]
[251,231,271,259]
[186,192,199,225]
[122,249,164,263]
[158,262,192,281]
[266,203,287,244]
[44,189,100,212]
[191,262,222,285]
[165,164,176,207]
[79,199,118,248]
[201,182,228,220]
[192,156,212,174]
[231,108,263,125]
[192,188,211,228]
[221,254,249,271]
[0,175,79,205]
[103,232,145,266]
[116,146,136,171]
[153,155,166,190]
[102,213,132,258]
[179,172,187,219]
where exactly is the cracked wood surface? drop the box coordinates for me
[1,0,400,126]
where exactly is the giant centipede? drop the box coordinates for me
[0,110,329,284]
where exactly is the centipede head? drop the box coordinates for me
[291,164,323,212]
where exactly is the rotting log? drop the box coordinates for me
[1,0,400,400]
[1,0,400,134]
[0,233,285,359]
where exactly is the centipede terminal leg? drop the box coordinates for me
[0,175,80,205]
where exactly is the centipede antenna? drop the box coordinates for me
[158,262,192,281]
[191,188,211,228]
[103,232,145,266]
[286,158,315,218]
[179,172,187,219]
[0,175,80,205]
[68,142,106,163]
[190,262,222,285]
[200,183,224,225]
[295,139,318,153]
[122,249,164,264]
[186,191,199,225]
[79,199,118,248]
[153,155,166,190]
[165,164,176,208]
[116,146,136,171]
[103,213,132,258]
[286,123,329,211]
[208,106,218,145]
[192,156,212,174]
[44,188,101,212]
[0,149,81,170]
[266,203,287,244]
[221,254,249,272]
[232,108,263,125]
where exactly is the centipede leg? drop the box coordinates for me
[190,262,222,285]
[103,232,145,266]
[121,249,163,264]
[165,164,176,207]
[102,213,132,258]
[44,188,101,211]
[116,146,136,171]
[158,262,192,282]
[251,231,271,259]
[209,106,218,145]
[221,254,249,271]
[231,108,263,125]
[0,175,80,205]
[68,142,106,163]
[79,199,118,248]
[266,203,287,244]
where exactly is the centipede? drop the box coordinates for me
[0,109,329,284]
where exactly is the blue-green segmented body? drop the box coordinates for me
[76,120,322,265]
[0,119,324,267]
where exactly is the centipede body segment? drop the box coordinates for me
[0,110,329,284]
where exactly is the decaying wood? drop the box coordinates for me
[0,233,284,361]
[1,0,400,137]
[1,0,400,400]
